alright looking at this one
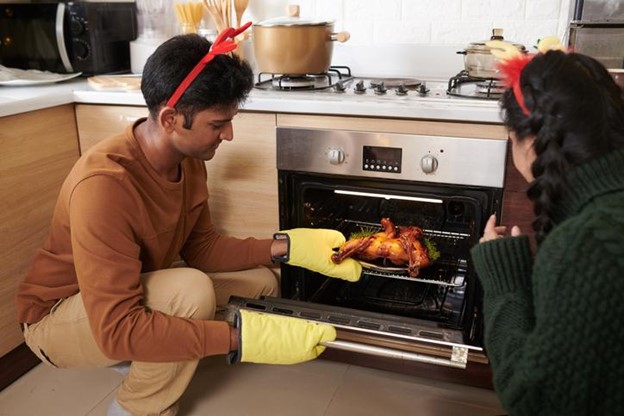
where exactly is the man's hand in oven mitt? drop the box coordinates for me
[229,309,336,365]
[276,228,362,282]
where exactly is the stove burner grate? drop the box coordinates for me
[447,70,503,100]
[254,66,354,91]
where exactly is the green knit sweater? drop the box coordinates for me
[471,148,624,416]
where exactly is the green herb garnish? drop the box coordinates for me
[349,226,378,239]
[424,238,441,261]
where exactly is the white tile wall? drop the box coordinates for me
[246,0,574,47]
[242,0,574,77]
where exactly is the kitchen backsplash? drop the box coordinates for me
[245,0,574,78]
[251,0,573,47]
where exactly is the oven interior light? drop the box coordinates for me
[334,190,443,204]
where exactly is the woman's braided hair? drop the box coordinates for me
[501,50,624,244]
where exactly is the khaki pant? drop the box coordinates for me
[23,266,279,416]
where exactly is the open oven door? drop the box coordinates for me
[226,295,487,370]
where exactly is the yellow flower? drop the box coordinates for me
[536,36,566,53]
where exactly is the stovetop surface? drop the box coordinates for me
[241,68,505,123]
[252,68,503,103]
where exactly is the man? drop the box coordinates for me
[16,25,361,416]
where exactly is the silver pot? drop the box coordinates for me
[252,6,350,75]
[458,29,526,79]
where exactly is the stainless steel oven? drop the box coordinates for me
[228,126,507,387]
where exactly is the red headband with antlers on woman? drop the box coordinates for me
[486,36,567,116]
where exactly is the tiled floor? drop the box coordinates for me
[0,356,505,416]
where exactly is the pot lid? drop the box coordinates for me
[254,16,333,27]
[465,28,526,53]
[254,5,333,27]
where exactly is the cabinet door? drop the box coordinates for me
[0,105,80,358]
[205,112,279,239]
[75,104,148,154]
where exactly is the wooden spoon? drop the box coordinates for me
[203,0,226,31]
[233,0,249,29]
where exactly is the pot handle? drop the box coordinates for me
[456,50,467,55]
[331,31,350,43]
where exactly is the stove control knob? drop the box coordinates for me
[373,82,387,95]
[395,83,408,96]
[327,148,345,165]
[418,83,430,97]
[334,80,347,93]
[354,80,366,94]
[420,154,438,174]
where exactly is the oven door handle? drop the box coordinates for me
[321,340,469,369]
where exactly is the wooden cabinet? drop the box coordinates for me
[75,104,148,154]
[0,105,81,389]
[74,105,279,238]
[204,112,279,238]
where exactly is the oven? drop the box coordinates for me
[227,125,507,387]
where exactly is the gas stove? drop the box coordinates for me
[245,66,504,124]
[253,66,503,101]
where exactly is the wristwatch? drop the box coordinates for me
[271,232,290,263]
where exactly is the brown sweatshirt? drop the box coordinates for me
[16,120,274,362]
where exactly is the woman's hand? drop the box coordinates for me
[479,214,522,243]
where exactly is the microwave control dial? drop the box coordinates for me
[70,18,86,35]
[72,39,91,60]
[420,154,438,174]
[327,148,345,165]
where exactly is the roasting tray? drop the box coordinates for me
[335,219,469,287]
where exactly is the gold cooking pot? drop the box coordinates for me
[252,7,350,75]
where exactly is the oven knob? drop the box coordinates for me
[420,154,438,173]
[327,148,345,165]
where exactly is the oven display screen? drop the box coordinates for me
[363,145,402,173]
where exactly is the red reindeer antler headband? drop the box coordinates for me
[486,36,567,116]
[166,21,252,108]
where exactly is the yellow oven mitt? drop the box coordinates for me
[232,309,336,365]
[277,228,362,282]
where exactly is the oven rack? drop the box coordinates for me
[362,268,465,287]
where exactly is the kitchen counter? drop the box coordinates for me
[0,78,504,123]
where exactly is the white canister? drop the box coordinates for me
[130,37,166,74]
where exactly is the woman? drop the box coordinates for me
[471,48,624,415]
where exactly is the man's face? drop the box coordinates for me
[172,105,238,161]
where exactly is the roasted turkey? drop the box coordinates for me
[331,218,436,277]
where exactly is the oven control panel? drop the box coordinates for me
[363,145,402,173]
[276,127,507,188]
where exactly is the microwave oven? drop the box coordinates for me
[0,2,138,75]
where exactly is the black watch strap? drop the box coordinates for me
[271,232,290,263]
[226,311,242,365]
